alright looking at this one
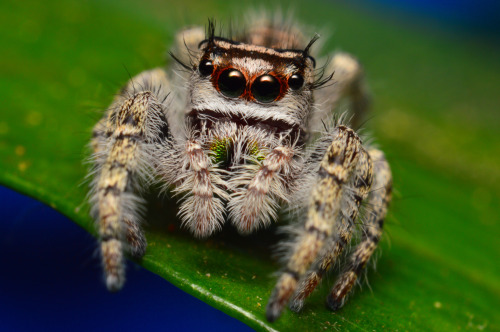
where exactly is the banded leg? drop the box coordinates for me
[90,70,171,291]
[266,126,363,322]
[228,145,297,233]
[175,139,229,237]
[327,148,392,310]
[289,148,374,311]
[313,53,370,130]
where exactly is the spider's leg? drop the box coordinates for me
[327,148,392,310]
[174,138,229,238]
[289,148,374,312]
[90,69,171,291]
[172,26,205,67]
[228,145,298,233]
[266,126,362,322]
[312,53,369,130]
[92,112,152,258]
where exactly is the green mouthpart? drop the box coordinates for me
[209,138,265,165]
[210,138,231,165]
[248,142,265,162]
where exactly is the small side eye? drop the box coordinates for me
[199,59,214,76]
[288,73,304,90]
[218,69,246,98]
[251,75,281,103]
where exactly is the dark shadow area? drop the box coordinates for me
[143,189,287,262]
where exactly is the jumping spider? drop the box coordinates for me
[89,15,392,322]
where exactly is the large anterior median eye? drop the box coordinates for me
[251,74,281,103]
[218,69,246,98]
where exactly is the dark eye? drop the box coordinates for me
[199,59,214,76]
[218,69,246,98]
[251,74,281,103]
[288,73,304,90]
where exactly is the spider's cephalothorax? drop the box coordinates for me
[89,15,392,322]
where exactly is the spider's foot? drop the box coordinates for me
[129,245,146,259]
[102,239,125,292]
[265,300,283,323]
[266,273,297,322]
[326,294,345,311]
[106,274,125,292]
[124,218,147,258]
[127,235,147,258]
[288,296,305,313]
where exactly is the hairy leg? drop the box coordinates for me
[327,148,392,310]
[312,52,370,130]
[172,26,205,66]
[266,125,364,322]
[228,145,299,233]
[90,69,171,291]
[289,148,374,311]
[174,137,229,237]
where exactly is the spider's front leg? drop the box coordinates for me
[289,144,374,312]
[327,148,392,310]
[90,69,172,291]
[313,53,369,130]
[266,125,367,321]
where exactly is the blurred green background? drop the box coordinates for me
[0,0,499,330]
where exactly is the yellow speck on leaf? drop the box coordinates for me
[26,111,42,126]
[434,301,442,309]
[18,161,28,172]
[15,145,26,156]
[0,122,9,135]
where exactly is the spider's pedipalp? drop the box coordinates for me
[327,148,392,310]
[289,147,374,311]
[266,125,363,322]
[228,145,299,233]
[90,69,172,291]
[174,138,229,237]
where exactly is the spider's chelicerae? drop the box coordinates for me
[89,15,392,322]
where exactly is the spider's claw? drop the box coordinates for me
[127,234,147,259]
[326,293,345,311]
[266,273,297,322]
[106,275,124,292]
[265,299,283,323]
[101,239,125,292]
[288,297,304,313]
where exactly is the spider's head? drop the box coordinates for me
[185,33,319,140]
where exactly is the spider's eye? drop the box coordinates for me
[251,74,281,103]
[199,59,214,77]
[288,73,304,90]
[218,69,246,98]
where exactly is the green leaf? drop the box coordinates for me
[1,0,498,330]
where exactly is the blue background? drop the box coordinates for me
[0,185,252,331]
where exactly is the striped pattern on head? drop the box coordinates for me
[186,23,320,141]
